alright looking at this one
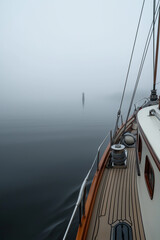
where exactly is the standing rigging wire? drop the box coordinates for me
[153,0,156,90]
[113,0,146,139]
[134,1,160,89]
[122,3,160,135]
[150,0,158,101]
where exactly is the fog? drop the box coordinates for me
[1,2,160,239]
[0,0,159,119]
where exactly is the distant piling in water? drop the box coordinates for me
[82,92,85,108]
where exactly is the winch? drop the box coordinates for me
[111,144,127,168]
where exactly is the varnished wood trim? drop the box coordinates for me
[76,145,111,240]
[144,156,155,200]
[138,121,160,171]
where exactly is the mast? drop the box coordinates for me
[150,0,159,101]
[153,0,155,90]
[154,7,160,89]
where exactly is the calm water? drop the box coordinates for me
[0,92,142,240]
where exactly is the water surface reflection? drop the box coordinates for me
[0,92,144,240]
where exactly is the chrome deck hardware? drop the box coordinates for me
[149,108,160,121]
[111,144,127,168]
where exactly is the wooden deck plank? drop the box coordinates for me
[130,149,137,240]
[86,148,146,240]
[108,169,119,225]
[117,169,124,221]
[121,162,127,221]
[101,170,112,216]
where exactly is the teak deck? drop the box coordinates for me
[86,148,146,240]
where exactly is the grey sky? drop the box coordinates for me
[0,0,159,115]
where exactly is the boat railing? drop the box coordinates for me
[134,97,149,110]
[63,131,110,240]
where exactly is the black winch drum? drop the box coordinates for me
[111,144,127,166]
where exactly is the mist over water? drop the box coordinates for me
[0,93,116,240]
[0,88,151,240]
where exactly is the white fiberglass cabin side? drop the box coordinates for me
[137,104,160,240]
